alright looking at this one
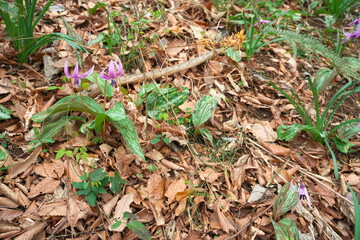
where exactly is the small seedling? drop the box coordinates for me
[150,134,170,145]
[72,168,126,206]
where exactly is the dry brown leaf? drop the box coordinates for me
[0,183,28,208]
[67,197,92,229]
[175,198,187,216]
[199,167,222,183]
[147,173,165,200]
[215,205,236,234]
[0,209,23,221]
[8,147,41,179]
[37,201,67,216]
[164,176,187,204]
[14,222,47,240]
[28,177,60,198]
[109,193,134,232]
[261,142,291,156]
[33,161,64,179]
[103,194,120,216]
[145,149,164,162]
[249,122,277,142]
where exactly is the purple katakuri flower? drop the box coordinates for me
[64,60,94,88]
[343,24,360,43]
[100,60,123,87]
[290,179,311,207]
[253,18,271,27]
[348,19,360,26]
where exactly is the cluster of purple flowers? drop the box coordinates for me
[64,60,123,88]
[343,19,360,43]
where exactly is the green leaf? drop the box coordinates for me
[273,183,298,220]
[0,2,19,19]
[192,96,217,127]
[72,182,88,190]
[89,168,107,181]
[123,212,139,220]
[85,191,97,206]
[313,68,338,93]
[198,127,213,144]
[110,172,126,193]
[31,116,85,149]
[146,86,190,120]
[277,124,305,141]
[127,220,152,240]
[0,104,12,120]
[107,103,144,159]
[87,73,114,97]
[225,47,242,62]
[32,96,104,122]
[332,137,355,154]
[76,187,91,196]
[348,184,360,240]
[150,138,161,144]
[136,84,158,106]
[89,113,107,133]
[272,218,299,240]
[0,150,6,161]
[111,221,122,229]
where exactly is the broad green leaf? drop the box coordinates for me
[76,187,91,196]
[110,172,127,193]
[332,137,355,154]
[32,96,104,122]
[72,182,88,190]
[277,124,304,141]
[225,47,242,62]
[272,218,299,240]
[88,113,107,133]
[192,96,217,127]
[85,191,97,206]
[150,138,161,144]
[146,86,190,119]
[127,220,152,240]
[107,103,144,159]
[89,168,107,181]
[0,2,19,19]
[111,221,122,229]
[87,73,114,97]
[273,183,298,220]
[313,68,338,93]
[0,104,11,120]
[31,116,85,149]
[198,127,213,144]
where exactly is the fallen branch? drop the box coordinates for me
[118,48,223,86]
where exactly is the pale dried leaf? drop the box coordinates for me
[109,193,134,232]
[28,178,60,198]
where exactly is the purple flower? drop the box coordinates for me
[343,24,360,43]
[64,61,94,88]
[100,60,123,87]
[348,19,360,26]
[290,179,311,207]
[253,18,271,27]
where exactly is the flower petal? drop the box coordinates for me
[108,60,116,78]
[116,60,124,77]
[100,70,111,80]
[64,60,72,78]
[79,65,94,79]
[73,61,80,77]
[289,179,298,192]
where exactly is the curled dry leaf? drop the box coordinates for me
[164,176,187,204]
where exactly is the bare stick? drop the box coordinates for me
[118,49,223,85]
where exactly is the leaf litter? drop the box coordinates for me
[0,0,359,239]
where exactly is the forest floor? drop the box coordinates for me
[0,0,359,239]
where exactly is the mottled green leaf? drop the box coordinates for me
[273,183,298,220]
[225,47,242,62]
[85,191,97,206]
[192,96,217,127]
[107,103,144,159]
[32,96,104,122]
[127,220,152,240]
[198,127,213,144]
[110,172,127,193]
[313,68,338,93]
[145,86,189,120]
[272,218,299,240]
[0,104,11,120]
